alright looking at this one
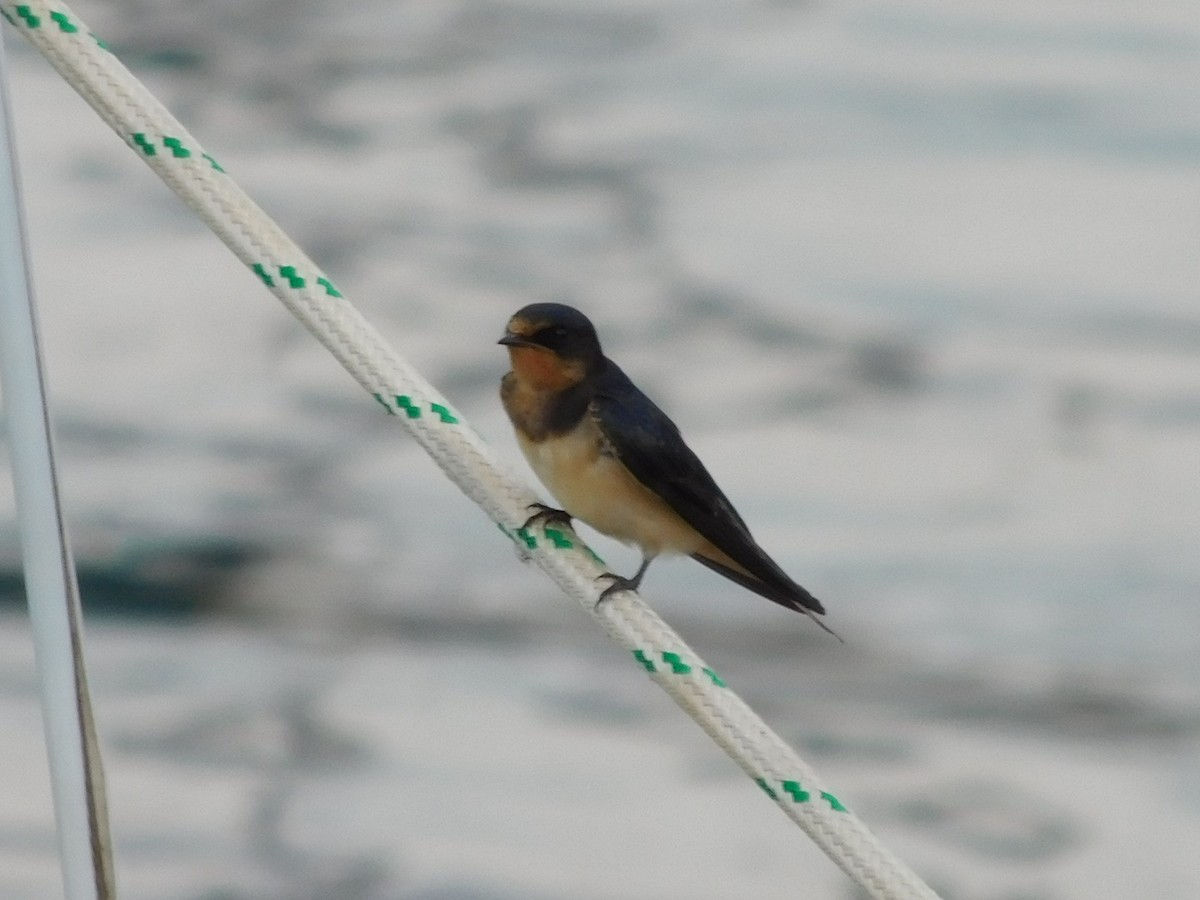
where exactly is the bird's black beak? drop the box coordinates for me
[498,332,530,348]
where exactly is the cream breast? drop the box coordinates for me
[516,413,705,558]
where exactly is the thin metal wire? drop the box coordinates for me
[0,23,113,900]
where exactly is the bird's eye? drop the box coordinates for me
[532,323,571,349]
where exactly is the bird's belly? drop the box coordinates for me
[517,427,703,558]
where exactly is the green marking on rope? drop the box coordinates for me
[10,4,107,46]
[542,527,572,549]
[820,791,847,812]
[430,403,458,424]
[379,394,456,424]
[12,6,39,27]
[163,136,191,158]
[252,262,275,287]
[628,652,696,672]
[316,276,342,298]
[781,780,811,803]
[202,153,225,173]
[278,265,305,288]
[631,650,707,678]
[49,10,78,32]
[660,651,691,675]
[633,649,656,673]
[756,778,848,812]
[395,395,421,418]
[755,778,778,801]
[132,133,156,156]
[252,263,343,293]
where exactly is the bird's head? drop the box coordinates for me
[499,303,603,389]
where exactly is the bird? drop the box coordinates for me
[498,302,837,637]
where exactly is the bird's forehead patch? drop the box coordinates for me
[505,315,550,337]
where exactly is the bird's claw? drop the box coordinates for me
[594,573,638,608]
[522,502,572,532]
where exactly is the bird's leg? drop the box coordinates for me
[521,502,573,532]
[595,556,653,606]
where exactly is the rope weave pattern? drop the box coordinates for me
[5,4,940,897]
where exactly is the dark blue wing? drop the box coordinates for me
[588,359,824,616]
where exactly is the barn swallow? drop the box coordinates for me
[499,302,836,636]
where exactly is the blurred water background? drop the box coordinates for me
[1,1,1199,898]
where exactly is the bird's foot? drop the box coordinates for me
[594,573,641,607]
[594,558,652,608]
[521,502,573,533]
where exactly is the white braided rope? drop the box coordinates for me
[6,4,941,897]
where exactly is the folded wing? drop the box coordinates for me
[588,361,826,618]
